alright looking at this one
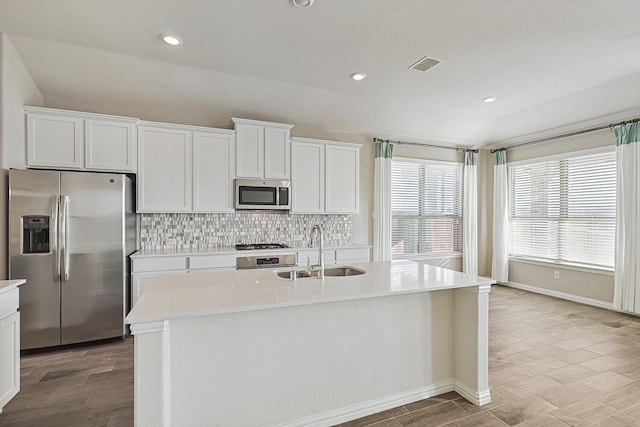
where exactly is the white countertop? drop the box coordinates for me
[0,279,26,295]
[131,244,371,258]
[126,260,494,324]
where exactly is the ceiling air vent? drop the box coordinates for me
[409,56,441,72]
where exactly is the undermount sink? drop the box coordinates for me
[322,266,366,277]
[276,270,314,279]
[275,266,365,279]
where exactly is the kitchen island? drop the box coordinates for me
[126,260,493,427]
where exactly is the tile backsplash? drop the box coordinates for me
[139,212,352,250]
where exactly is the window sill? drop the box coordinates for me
[393,253,462,261]
[508,257,613,276]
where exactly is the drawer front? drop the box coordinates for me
[132,256,188,273]
[296,249,336,266]
[189,255,237,270]
[0,288,19,319]
[336,247,371,262]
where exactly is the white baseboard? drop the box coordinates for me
[274,379,456,427]
[506,281,613,310]
[454,381,491,406]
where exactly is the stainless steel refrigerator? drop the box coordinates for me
[9,169,136,350]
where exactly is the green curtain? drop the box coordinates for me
[374,141,394,159]
[373,140,393,261]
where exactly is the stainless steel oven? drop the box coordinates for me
[235,179,290,211]
[235,243,296,269]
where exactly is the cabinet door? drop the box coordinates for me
[291,142,324,213]
[295,249,336,266]
[336,247,371,262]
[85,119,137,172]
[131,272,157,308]
[137,126,192,212]
[236,124,264,178]
[264,127,290,179]
[193,131,235,212]
[0,311,19,411]
[27,113,83,169]
[325,145,359,214]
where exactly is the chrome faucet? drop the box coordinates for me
[308,224,325,279]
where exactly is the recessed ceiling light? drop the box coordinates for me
[291,0,314,7]
[483,96,496,103]
[351,72,367,81]
[161,34,182,46]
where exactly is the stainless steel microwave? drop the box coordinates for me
[235,179,291,211]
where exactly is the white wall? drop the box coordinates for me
[0,33,44,279]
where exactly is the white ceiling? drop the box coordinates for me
[1,0,640,148]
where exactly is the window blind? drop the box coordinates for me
[508,150,616,268]
[391,159,462,257]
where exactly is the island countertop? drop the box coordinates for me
[0,279,26,295]
[126,260,494,324]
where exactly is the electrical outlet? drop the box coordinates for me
[553,271,560,280]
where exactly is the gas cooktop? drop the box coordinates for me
[235,243,290,251]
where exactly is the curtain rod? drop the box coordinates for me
[490,117,640,153]
[373,137,478,153]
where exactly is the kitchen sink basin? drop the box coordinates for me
[275,266,365,279]
[322,266,365,277]
[276,270,314,279]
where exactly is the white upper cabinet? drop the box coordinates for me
[85,118,136,172]
[290,137,361,214]
[291,140,324,213]
[137,124,192,212]
[26,107,137,172]
[264,126,290,179]
[137,122,235,213]
[193,130,235,212]
[232,118,293,179]
[325,144,360,214]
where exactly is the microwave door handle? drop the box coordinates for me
[275,187,280,206]
[51,196,60,281]
[60,195,70,282]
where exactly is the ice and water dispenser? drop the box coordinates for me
[22,216,50,254]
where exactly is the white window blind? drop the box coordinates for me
[391,159,462,258]
[508,150,616,268]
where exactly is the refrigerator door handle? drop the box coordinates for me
[51,196,60,281]
[60,195,70,282]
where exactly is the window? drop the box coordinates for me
[391,158,462,258]
[508,149,616,269]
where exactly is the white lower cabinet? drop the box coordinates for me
[295,247,371,267]
[296,249,337,267]
[130,254,237,307]
[336,247,371,263]
[131,272,162,309]
[0,287,20,413]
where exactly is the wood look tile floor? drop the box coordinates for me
[0,338,133,427]
[2,285,640,426]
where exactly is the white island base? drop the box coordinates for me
[127,261,492,426]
